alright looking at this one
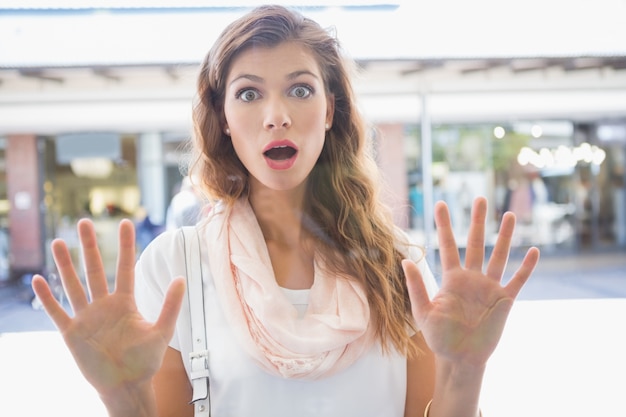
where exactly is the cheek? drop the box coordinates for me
[230,136,250,162]
[224,114,249,144]
[300,104,328,129]
[223,105,236,130]
[223,100,244,126]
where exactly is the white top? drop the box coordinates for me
[135,228,438,417]
[280,287,310,318]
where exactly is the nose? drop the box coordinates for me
[264,96,291,130]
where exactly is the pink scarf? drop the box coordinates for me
[205,199,373,379]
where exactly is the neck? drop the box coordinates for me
[248,187,307,245]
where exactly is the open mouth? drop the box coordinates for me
[263,145,297,160]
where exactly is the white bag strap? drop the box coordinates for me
[181,226,211,417]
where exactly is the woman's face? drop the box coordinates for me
[223,41,334,195]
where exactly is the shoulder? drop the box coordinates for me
[134,229,187,322]
[136,224,214,279]
[135,229,188,286]
[139,228,183,258]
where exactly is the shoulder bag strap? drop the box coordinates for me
[181,226,211,417]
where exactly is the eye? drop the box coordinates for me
[289,84,313,99]
[236,88,261,102]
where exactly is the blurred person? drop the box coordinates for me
[134,206,163,253]
[506,178,533,224]
[409,183,424,229]
[165,176,205,230]
[31,6,540,417]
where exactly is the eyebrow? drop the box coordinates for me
[229,70,319,86]
[286,70,319,81]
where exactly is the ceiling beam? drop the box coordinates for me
[93,68,122,82]
[18,69,64,83]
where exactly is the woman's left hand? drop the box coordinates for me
[403,197,540,367]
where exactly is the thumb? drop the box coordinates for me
[155,277,186,340]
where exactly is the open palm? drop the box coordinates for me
[404,197,540,366]
[32,219,185,398]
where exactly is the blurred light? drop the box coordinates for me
[431,162,449,179]
[70,157,113,179]
[538,148,553,167]
[90,189,106,215]
[517,146,534,166]
[517,142,606,169]
[43,181,53,193]
[592,146,606,165]
[576,142,593,163]
[493,126,506,139]
[531,124,543,138]
[554,145,577,168]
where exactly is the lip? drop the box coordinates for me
[263,139,299,170]
[262,139,299,153]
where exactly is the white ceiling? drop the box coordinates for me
[1,2,625,134]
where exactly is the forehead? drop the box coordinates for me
[226,42,323,82]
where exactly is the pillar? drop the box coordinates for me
[137,133,167,225]
[6,134,44,278]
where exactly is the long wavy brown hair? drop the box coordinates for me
[190,5,419,357]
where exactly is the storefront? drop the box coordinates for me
[2,118,625,282]
[405,120,626,252]
[1,132,191,281]
[1,2,625,282]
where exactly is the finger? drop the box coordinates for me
[486,211,516,280]
[434,201,461,271]
[504,247,540,299]
[154,277,186,341]
[402,259,432,322]
[51,238,88,312]
[32,275,72,330]
[464,197,487,271]
[77,218,110,300]
[114,219,137,295]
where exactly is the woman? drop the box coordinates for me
[32,5,539,417]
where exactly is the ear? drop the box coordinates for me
[220,113,230,136]
[325,93,335,128]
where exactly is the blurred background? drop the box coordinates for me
[1,0,626,284]
[0,2,625,416]
[1,0,626,282]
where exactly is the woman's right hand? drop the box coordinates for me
[32,218,186,413]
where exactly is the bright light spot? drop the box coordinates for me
[592,146,606,165]
[531,124,543,138]
[517,147,533,166]
[555,145,576,167]
[579,142,593,163]
[70,157,113,179]
[517,142,606,169]
[493,126,506,139]
[539,148,554,167]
